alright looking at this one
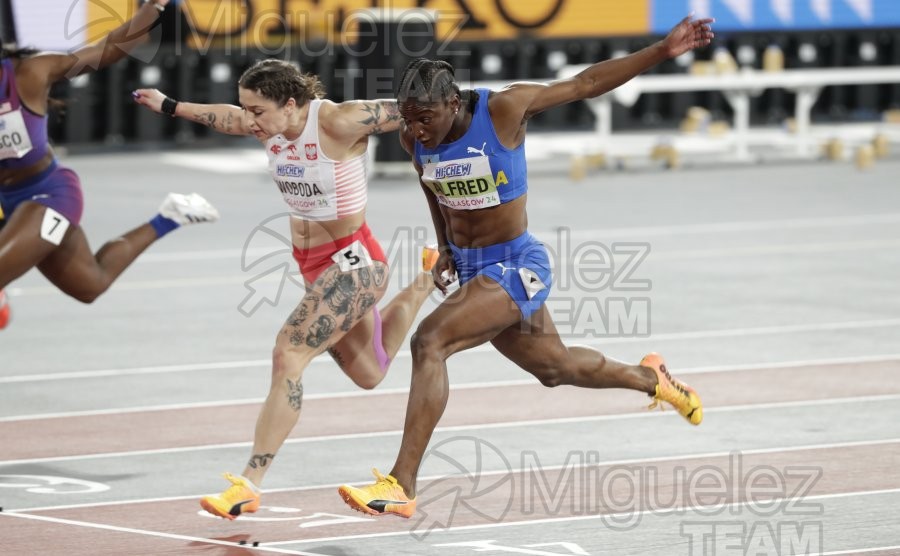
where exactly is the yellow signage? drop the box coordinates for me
[176,0,648,47]
[86,0,137,45]
[82,1,648,50]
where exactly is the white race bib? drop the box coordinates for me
[519,268,547,300]
[421,156,500,210]
[331,240,373,272]
[274,163,330,213]
[40,207,70,246]
[0,108,34,160]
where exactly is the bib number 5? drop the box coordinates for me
[332,239,373,272]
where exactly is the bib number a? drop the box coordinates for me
[331,239,373,272]
[40,207,70,246]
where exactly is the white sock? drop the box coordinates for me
[240,475,261,493]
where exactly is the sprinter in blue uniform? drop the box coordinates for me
[339,14,715,518]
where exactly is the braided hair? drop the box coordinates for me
[396,58,478,111]
[238,60,325,107]
[0,45,39,59]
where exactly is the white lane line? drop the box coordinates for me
[0,512,323,555]
[558,212,900,239]
[1,394,898,467]
[7,273,289,297]
[265,487,900,547]
[821,545,900,555]
[0,359,278,384]
[0,359,274,384]
[138,246,275,263]
[648,238,900,261]
[14,437,900,514]
[4,321,900,385]
[14,212,889,271]
[3,352,900,423]
[0,379,540,422]
[10,236,900,297]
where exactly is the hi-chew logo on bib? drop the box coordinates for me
[422,156,509,210]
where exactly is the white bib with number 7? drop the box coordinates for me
[40,207,70,246]
[331,239,373,271]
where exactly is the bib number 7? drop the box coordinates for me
[40,207,70,246]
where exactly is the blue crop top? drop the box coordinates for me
[0,57,51,169]
[415,88,527,210]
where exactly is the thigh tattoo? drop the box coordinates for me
[288,296,320,346]
[372,264,387,287]
[306,314,336,347]
[358,267,371,288]
[322,272,357,314]
[328,347,347,370]
[356,292,376,316]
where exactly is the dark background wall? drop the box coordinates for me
[48,27,900,154]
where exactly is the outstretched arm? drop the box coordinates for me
[133,88,252,137]
[499,15,714,120]
[24,0,172,82]
[322,99,402,140]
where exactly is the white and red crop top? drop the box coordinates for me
[265,100,367,221]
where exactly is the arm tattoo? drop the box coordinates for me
[357,101,401,135]
[192,109,238,133]
[248,453,275,469]
[286,378,304,411]
[194,111,217,129]
[224,111,234,133]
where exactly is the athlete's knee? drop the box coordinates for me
[270,344,309,383]
[60,274,113,304]
[68,285,105,304]
[534,367,563,388]
[409,326,449,362]
[350,372,382,390]
[528,356,572,387]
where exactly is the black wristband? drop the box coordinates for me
[161,97,178,117]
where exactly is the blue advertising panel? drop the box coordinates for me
[652,0,900,32]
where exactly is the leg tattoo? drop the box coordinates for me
[358,267,372,288]
[373,264,387,287]
[306,315,336,347]
[356,292,376,316]
[248,453,275,469]
[288,296,319,346]
[286,378,304,411]
[322,272,357,314]
[329,347,347,370]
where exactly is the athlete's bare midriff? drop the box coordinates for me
[0,150,54,187]
[440,195,528,248]
[289,209,367,250]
